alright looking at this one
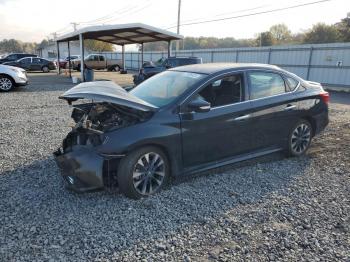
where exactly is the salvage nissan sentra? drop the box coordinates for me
[54,63,329,199]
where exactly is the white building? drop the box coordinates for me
[37,41,92,59]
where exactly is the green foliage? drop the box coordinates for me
[303,23,342,44]
[1,14,350,54]
[143,37,256,51]
[335,16,350,42]
[0,39,38,54]
[256,32,275,46]
[84,40,115,52]
[269,24,292,44]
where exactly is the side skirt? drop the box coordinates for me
[182,147,283,176]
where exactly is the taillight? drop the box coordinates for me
[320,92,329,105]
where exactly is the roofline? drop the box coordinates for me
[56,23,183,43]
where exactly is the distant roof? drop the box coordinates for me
[56,23,183,45]
[170,63,281,74]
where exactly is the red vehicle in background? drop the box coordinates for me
[55,55,81,69]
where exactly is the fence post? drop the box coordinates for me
[306,47,313,80]
[235,51,239,62]
[267,48,272,64]
[211,50,214,62]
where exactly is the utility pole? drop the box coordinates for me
[71,22,78,31]
[176,0,182,51]
[51,32,58,40]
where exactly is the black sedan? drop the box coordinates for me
[4,57,56,72]
[54,63,329,199]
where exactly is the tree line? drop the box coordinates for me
[144,14,350,51]
[1,14,349,54]
[0,39,114,55]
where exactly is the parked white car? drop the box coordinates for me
[0,64,28,91]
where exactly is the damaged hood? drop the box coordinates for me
[59,81,158,111]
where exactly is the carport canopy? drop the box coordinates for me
[55,23,183,81]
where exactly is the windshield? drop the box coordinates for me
[130,71,206,107]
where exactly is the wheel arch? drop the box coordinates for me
[301,116,316,137]
[108,64,121,71]
[0,73,16,86]
[125,142,179,177]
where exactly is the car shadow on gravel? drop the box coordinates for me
[0,153,311,260]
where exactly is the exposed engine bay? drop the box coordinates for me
[63,102,152,151]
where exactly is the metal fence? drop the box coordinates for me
[101,42,350,87]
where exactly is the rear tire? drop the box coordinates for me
[111,65,120,72]
[287,119,312,157]
[42,66,49,73]
[117,146,170,199]
[0,75,15,92]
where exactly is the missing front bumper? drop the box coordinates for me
[54,146,105,192]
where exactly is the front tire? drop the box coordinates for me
[0,75,14,92]
[287,120,312,157]
[117,146,170,199]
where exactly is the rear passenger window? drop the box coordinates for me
[285,76,299,91]
[248,71,286,100]
[199,74,243,107]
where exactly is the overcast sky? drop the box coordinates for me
[0,0,349,44]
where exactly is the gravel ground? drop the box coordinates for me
[0,73,349,261]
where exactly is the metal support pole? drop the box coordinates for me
[56,41,60,75]
[176,0,182,51]
[121,45,127,74]
[235,51,239,62]
[141,43,144,67]
[68,41,71,78]
[211,50,214,62]
[306,47,313,80]
[267,48,272,64]
[79,34,85,81]
[168,41,171,58]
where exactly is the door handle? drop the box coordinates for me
[234,114,251,121]
[284,105,296,111]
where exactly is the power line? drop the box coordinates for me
[164,4,269,29]
[78,0,151,26]
[78,5,138,25]
[165,0,334,30]
[84,3,152,25]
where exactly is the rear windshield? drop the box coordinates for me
[130,71,206,107]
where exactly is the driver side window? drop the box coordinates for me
[198,74,243,107]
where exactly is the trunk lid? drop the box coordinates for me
[59,81,158,112]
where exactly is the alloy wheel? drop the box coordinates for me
[291,123,311,154]
[132,152,165,196]
[0,77,13,91]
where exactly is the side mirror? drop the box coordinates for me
[187,97,211,113]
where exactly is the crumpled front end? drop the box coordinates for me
[53,100,151,192]
[54,145,105,192]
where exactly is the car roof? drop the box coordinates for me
[170,63,281,74]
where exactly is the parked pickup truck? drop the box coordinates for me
[71,54,122,72]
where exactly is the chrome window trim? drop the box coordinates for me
[180,68,301,112]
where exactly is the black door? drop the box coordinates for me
[180,73,254,168]
[18,57,31,70]
[247,70,300,150]
[30,58,42,71]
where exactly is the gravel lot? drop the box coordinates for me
[0,73,349,261]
